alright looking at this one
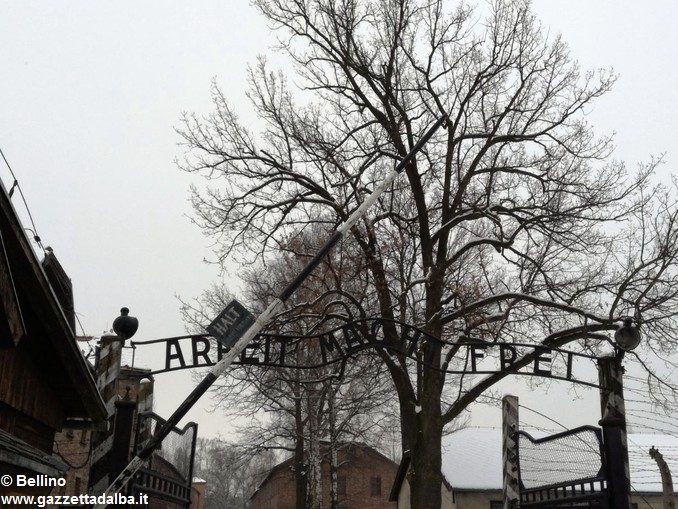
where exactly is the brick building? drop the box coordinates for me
[250,442,398,509]
[52,424,93,497]
[190,477,206,509]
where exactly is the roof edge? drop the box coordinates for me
[0,178,107,421]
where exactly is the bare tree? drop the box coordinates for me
[181,227,397,509]
[193,437,276,508]
[177,0,678,506]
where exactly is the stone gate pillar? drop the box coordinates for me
[88,332,123,495]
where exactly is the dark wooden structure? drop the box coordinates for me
[0,177,107,496]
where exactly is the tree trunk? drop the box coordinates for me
[307,389,323,509]
[328,388,339,509]
[407,397,443,508]
[294,384,306,509]
[408,369,443,509]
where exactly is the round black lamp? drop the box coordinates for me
[112,307,139,341]
[614,317,641,352]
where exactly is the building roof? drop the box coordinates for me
[441,427,504,491]
[250,441,397,501]
[0,178,106,422]
[392,427,678,496]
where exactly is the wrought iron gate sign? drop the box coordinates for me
[130,318,602,388]
[205,299,254,349]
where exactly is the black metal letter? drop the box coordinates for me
[566,352,574,380]
[533,347,552,376]
[319,330,344,364]
[342,325,364,353]
[370,319,384,343]
[471,345,488,372]
[165,339,186,371]
[191,337,211,367]
[240,343,261,364]
[402,325,422,356]
[500,344,517,371]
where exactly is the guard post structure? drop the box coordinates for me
[649,446,675,509]
[89,333,124,495]
[110,388,137,487]
[598,356,631,509]
[502,395,520,509]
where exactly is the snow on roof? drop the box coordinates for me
[441,427,678,493]
[441,427,505,490]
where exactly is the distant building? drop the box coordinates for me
[191,477,207,509]
[0,179,107,497]
[250,442,399,509]
[390,427,678,509]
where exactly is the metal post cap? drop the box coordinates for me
[112,307,139,340]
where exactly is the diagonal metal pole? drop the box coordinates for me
[95,115,445,506]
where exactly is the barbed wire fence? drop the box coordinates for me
[477,391,677,508]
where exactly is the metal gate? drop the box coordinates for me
[128,412,198,508]
[515,426,608,509]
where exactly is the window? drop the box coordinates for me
[490,501,503,509]
[370,476,382,497]
[337,475,347,496]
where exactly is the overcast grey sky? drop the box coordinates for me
[1,1,677,439]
